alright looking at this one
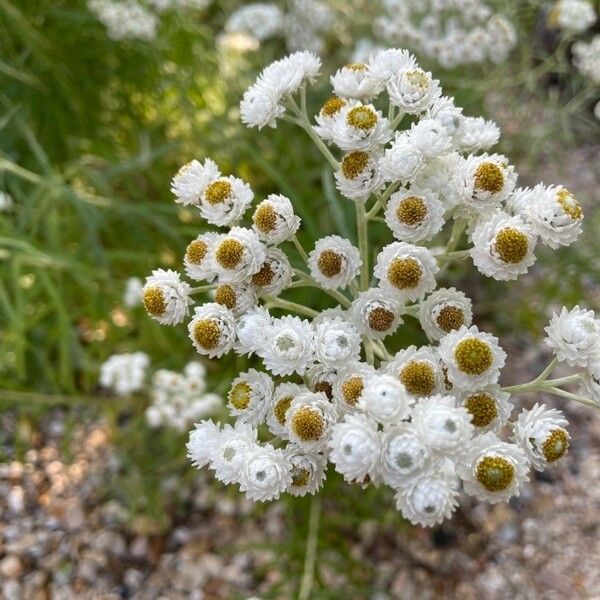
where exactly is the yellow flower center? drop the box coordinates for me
[454,338,493,375]
[387,257,422,289]
[396,196,427,226]
[435,305,465,333]
[204,179,232,205]
[341,151,369,179]
[215,239,245,269]
[405,69,430,89]
[317,250,343,277]
[253,203,278,233]
[464,393,498,427]
[346,62,367,72]
[228,381,252,410]
[341,376,364,406]
[192,319,221,350]
[291,406,325,441]
[367,307,395,332]
[214,284,237,310]
[399,361,436,396]
[321,96,347,117]
[474,162,504,194]
[346,106,377,131]
[476,456,515,492]
[274,395,294,425]
[251,262,275,287]
[185,239,208,265]
[494,227,529,264]
[291,467,311,487]
[556,189,582,220]
[541,428,569,463]
[143,286,166,317]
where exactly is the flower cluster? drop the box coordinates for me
[573,35,600,85]
[88,0,210,41]
[548,0,597,33]
[373,0,516,69]
[142,49,595,527]
[99,352,150,395]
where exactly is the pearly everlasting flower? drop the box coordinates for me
[210,227,266,283]
[184,232,220,282]
[381,425,431,488]
[438,325,506,391]
[266,382,306,436]
[413,152,464,210]
[89,0,157,41]
[314,317,362,367]
[235,306,273,356]
[285,447,327,497]
[350,288,403,339]
[456,386,512,433]
[549,0,596,32]
[384,345,445,400]
[379,132,424,184]
[544,306,600,376]
[143,269,192,325]
[329,101,392,152]
[313,95,349,141]
[333,363,376,413]
[578,373,600,403]
[470,211,538,281]
[213,283,257,316]
[426,96,463,138]
[387,67,442,114]
[99,352,149,395]
[252,194,300,244]
[198,174,254,227]
[572,36,600,84]
[335,150,385,200]
[227,368,273,425]
[286,392,336,452]
[188,303,236,358]
[458,432,529,504]
[250,247,292,296]
[359,373,411,425]
[187,420,222,469]
[419,287,473,341]
[308,235,361,289]
[171,158,220,206]
[384,187,445,243]
[307,363,341,401]
[260,315,314,376]
[224,3,284,41]
[455,117,500,153]
[367,48,417,87]
[210,421,258,484]
[514,404,570,471]
[238,444,292,502]
[374,242,439,303]
[123,277,143,307]
[330,63,382,100]
[329,413,382,483]
[407,118,452,159]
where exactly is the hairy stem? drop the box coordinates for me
[298,496,321,600]
[356,200,369,290]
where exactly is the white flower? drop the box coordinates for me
[284,447,327,497]
[550,0,596,32]
[123,277,143,307]
[99,352,149,395]
[514,403,570,471]
[470,211,538,281]
[329,101,392,152]
[0,191,13,212]
[308,235,361,290]
[314,317,362,367]
[224,3,283,41]
[329,413,382,483]
[407,118,452,159]
[374,242,439,302]
[426,96,463,138]
[238,444,292,502]
[458,432,529,504]
[455,117,500,153]
[249,246,292,296]
[578,373,600,403]
[260,315,315,376]
[335,151,385,200]
[330,63,382,100]
[387,67,442,114]
[213,283,257,316]
[438,325,506,391]
[227,368,273,425]
[544,306,600,376]
[184,232,220,282]
[511,184,583,249]
[456,386,512,433]
[266,382,307,436]
[240,79,285,130]
[419,287,473,341]
[187,420,221,469]
[252,194,300,244]
[210,421,258,484]
[210,227,266,283]
[413,152,464,210]
[235,306,273,356]
[142,269,192,325]
[198,175,254,226]
[89,0,158,40]
[350,288,403,339]
[306,362,343,400]
[381,425,431,488]
[384,187,445,243]
[188,302,236,358]
[384,345,445,400]
[313,96,349,141]
[573,36,600,84]
[171,158,220,206]
[394,465,460,527]
[379,132,424,184]
[411,395,474,457]
[359,373,411,425]
[367,48,417,87]
[286,392,336,452]
[333,362,376,412]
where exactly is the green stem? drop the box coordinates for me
[435,249,471,262]
[292,235,310,264]
[190,284,216,294]
[264,296,319,318]
[356,200,369,290]
[366,181,400,220]
[298,496,321,600]
[390,109,406,129]
[292,269,352,308]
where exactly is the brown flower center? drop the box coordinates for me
[341,376,364,406]
[291,406,325,441]
[313,381,333,400]
[464,393,498,427]
[494,227,529,264]
[556,189,582,220]
[476,456,514,492]
[185,239,208,265]
[215,239,245,269]
[215,284,237,310]
[399,361,436,396]
[317,250,343,277]
[396,196,427,226]
[454,338,493,375]
[341,151,369,179]
[291,467,311,487]
[143,286,166,317]
[204,179,232,205]
[541,428,569,463]
[387,257,422,289]
[367,307,395,332]
[435,305,465,333]
[251,262,275,287]
[474,162,504,194]
[192,319,221,350]
[347,106,377,130]
[321,96,347,117]
[253,203,278,233]
[274,395,294,425]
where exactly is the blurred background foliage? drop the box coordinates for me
[0,0,599,543]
